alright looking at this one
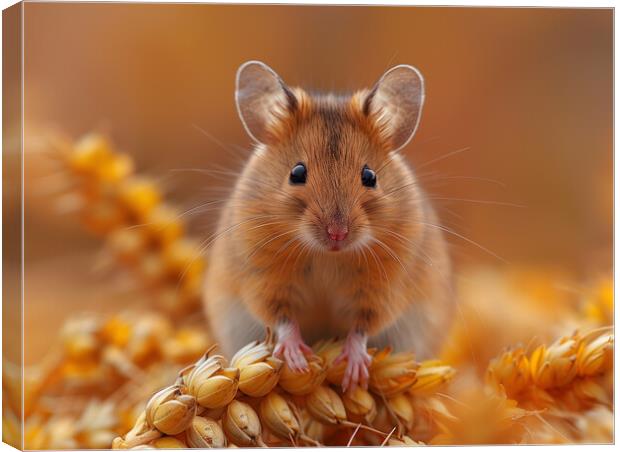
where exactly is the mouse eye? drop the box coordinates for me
[361,165,377,188]
[290,162,307,185]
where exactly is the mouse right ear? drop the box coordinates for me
[235,61,298,144]
[363,65,425,152]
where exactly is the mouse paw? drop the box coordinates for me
[273,321,312,373]
[334,332,372,392]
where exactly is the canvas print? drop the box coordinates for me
[2,2,613,449]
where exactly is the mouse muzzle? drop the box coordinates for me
[326,223,349,242]
[323,208,352,251]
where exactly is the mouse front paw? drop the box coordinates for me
[334,331,372,392]
[273,321,312,373]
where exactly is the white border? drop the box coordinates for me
[0,2,615,451]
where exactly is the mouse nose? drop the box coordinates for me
[327,224,349,241]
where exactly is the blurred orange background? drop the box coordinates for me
[9,4,612,363]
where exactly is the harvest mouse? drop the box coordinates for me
[204,60,454,390]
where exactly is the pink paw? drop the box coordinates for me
[273,322,312,373]
[334,332,372,392]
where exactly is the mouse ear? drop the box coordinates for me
[235,60,298,144]
[363,65,425,152]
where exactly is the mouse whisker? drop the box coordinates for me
[244,220,289,232]
[360,241,389,285]
[363,225,434,269]
[278,238,306,270]
[169,168,241,182]
[374,181,418,200]
[274,235,302,257]
[369,236,409,277]
[291,238,316,271]
[360,227,439,310]
[240,180,305,205]
[169,199,230,220]
[353,242,371,270]
[191,123,251,161]
[175,214,284,298]
[417,221,506,264]
[244,227,299,263]
[116,199,228,233]
[417,174,507,189]
[426,197,525,208]
[197,214,280,255]
[415,146,472,170]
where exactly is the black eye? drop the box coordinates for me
[290,162,307,185]
[361,165,376,188]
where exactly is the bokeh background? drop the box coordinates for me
[9,4,612,364]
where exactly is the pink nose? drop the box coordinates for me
[327,224,349,241]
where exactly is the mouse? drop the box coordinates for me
[204,60,455,391]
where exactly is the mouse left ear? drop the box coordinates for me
[235,60,298,144]
[363,65,425,152]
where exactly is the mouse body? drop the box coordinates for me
[204,61,454,390]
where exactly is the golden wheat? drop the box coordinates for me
[111,331,456,448]
[4,310,209,449]
[56,134,205,314]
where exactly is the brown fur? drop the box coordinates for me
[204,87,454,358]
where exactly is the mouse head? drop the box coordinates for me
[235,61,425,254]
